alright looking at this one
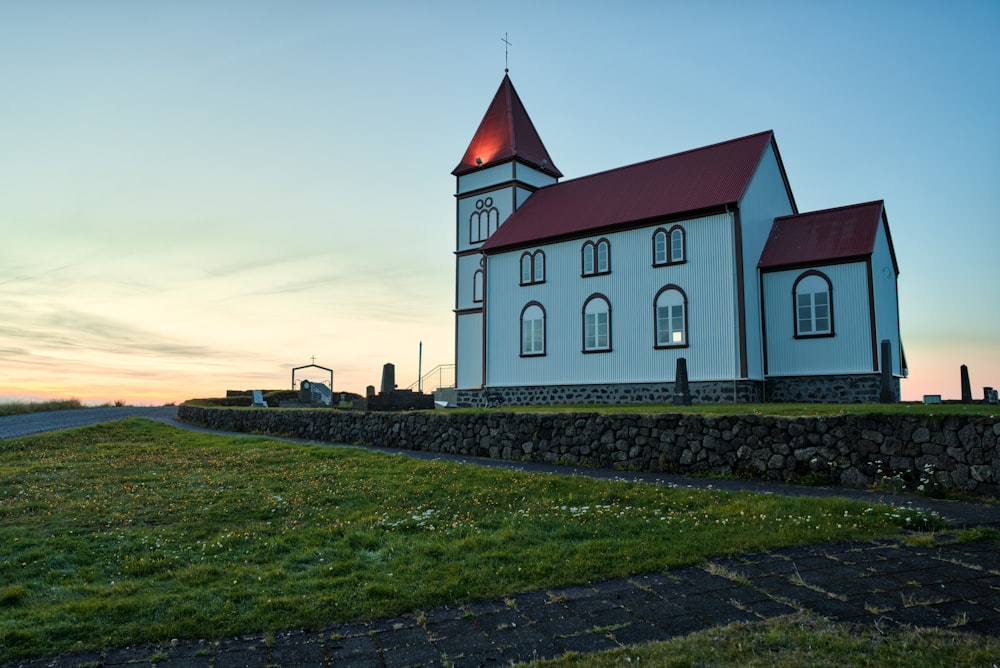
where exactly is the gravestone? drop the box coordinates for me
[673,357,691,406]
[879,339,896,403]
[961,365,972,404]
[381,363,396,395]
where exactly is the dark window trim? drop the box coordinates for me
[667,225,686,265]
[792,269,835,339]
[652,228,668,266]
[469,196,498,244]
[533,250,545,283]
[581,238,612,277]
[519,249,546,286]
[581,292,612,353]
[653,284,690,349]
[519,301,547,357]
[472,268,484,303]
[652,225,687,267]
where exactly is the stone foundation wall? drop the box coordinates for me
[178,406,1000,497]
[456,381,763,407]
[765,374,900,404]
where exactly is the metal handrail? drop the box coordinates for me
[407,364,456,392]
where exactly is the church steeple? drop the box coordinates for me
[453,74,562,178]
[452,73,560,392]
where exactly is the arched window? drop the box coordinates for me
[520,250,546,286]
[487,208,500,237]
[582,241,595,275]
[653,226,685,266]
[520,253,532,285]
[532,250,545,283]
[582,294,611,352]
[469,197,499,244]
[472,268,484,303]
[520,302,546,356]
[654,285,688,348]
[669,225,685,264]
[793,271,833,337]
[596,239,609,273]
[582,238,611,276]
[653,229,668,265]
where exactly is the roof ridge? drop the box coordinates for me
[776,199,883,221]
[553,130,774,186]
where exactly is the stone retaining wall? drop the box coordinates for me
[177,405,1000,497]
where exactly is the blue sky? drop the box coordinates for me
[1,1,997,404]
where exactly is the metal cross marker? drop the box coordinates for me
[501,32,512,72]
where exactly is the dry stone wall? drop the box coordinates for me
[177,406,1000,497]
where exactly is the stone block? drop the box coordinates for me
[971,465,993,483]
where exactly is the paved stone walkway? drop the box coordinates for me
[6,536,999,668]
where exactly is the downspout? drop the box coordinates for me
[728,205,738,403]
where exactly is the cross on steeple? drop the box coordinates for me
[310,355,316,364]
[501,32,512,72]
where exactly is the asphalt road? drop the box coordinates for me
[0,405,179,440]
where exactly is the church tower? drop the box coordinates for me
[453,74,561,390]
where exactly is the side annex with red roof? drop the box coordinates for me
[451,74,904,405]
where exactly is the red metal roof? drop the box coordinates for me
[453,74,562,177]
[758,200,888,270]
[481,131,776,252]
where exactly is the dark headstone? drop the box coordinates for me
[961,365,972,404]
[380,363,396,395]
[366,385,376,398]
[879,339,896,404]
[673,357,691,406]
[298,380,312,404]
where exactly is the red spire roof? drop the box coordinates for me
[453,74,562,177]
[481,130,777,252]
[758,200,894,271]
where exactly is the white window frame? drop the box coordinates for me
[582,294,611,352]
[793,271,833,337]
[654,285,687,348]
[520,302,545,356]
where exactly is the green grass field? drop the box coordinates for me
[0,399,86,417]
[0,418,965,661]
[530,611,1000,667]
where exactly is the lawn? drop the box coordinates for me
[0,418,947,661]
[0,399,86,417]
[530,611,1000,667]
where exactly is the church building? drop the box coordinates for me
[452,74,905,405]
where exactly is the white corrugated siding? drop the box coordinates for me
[456,312,484,389]
[738,143,796,379]
[762,262,873,375]
[870,221,903,375]
[455,254,483,311]
[513,165,558,189]
[457,163,514,194]
[485,213,745,387]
